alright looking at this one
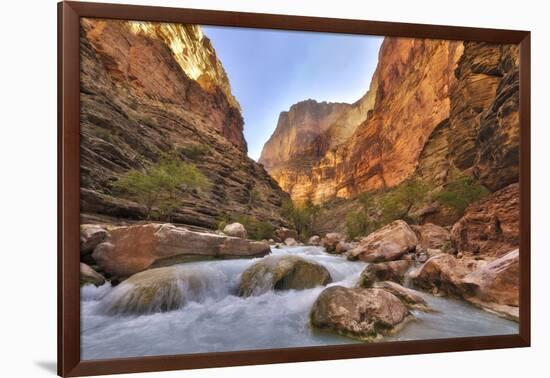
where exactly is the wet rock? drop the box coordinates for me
[92,223,270,278]
[97,266,209,315]
[335,241,353,254]
[451,183,519,258]
[322,232,345,253]
[239,255,332,296]
[358,260,411,288]
[348,220,418,262]
[310,286,410,340]
[373,281,432,311]
[223,222,247,238]
[80,263,106,287]
[80,224,108,256]
[284,237,299,246]
[308,235,321,246]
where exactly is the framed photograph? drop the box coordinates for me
[58,1,530,376]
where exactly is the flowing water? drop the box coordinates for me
[81,246,518,360]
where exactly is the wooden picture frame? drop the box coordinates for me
[58,1,531,376]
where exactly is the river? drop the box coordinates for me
[81,245,518,360]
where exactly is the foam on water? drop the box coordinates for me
[81,246,518,360]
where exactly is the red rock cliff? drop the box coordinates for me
[80,18,289,227]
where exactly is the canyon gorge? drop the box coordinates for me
[79,19,521,359]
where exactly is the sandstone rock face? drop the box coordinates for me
[373,281,431,311]
[310,286,409,339]
[261,38,463,203]
[80,224,108,255]
[223,223,247,239]
[322,232,345,253]
[358,260,411,288]
[80,263,106,287]
[348,220,418,262]
[239,255,332,296]
[80,18,289,228]
[449,43,520,191]
[451,183,519,258]
[92,223,270,278]
[411,223,451,251]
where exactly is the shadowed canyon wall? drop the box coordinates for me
[80,18,289,228]
[261,37,519,204]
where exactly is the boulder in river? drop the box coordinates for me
[80,224,108,256]
[275,227,298,242]
[322,232,345,253]
[359,260,411,288]
[92,223,270,278]
[308,235,321,246]
[284,237,299,246]
[310,286,410,340]
[98,266,209,315]
[80,262,106,287]
[223,222,247,238]
[373,281,432,312]
[239,255,332,296]
[347,220,418,262]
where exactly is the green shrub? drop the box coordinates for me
[114,155,210,220]
[178,143,211,160]
[281,198,320,240]
[378,179,429,224]
[346,210,376,240]
[217,214,275,241]
[435,175,489,213]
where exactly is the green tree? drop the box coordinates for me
[378,179,429,224]
[114,155,210,220]
[282,198,321,240]
[435,174,489,214]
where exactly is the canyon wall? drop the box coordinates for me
[80,18,289,228]
[262,38,520,204]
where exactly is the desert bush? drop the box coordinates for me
[435,174,489,213]
[378,179,430,224]
[282,198,321,240]
[114,155,210,220]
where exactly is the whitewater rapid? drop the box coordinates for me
[81,246,518,360]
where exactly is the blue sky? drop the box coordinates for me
[202,26,383,161]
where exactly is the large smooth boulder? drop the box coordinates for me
[461,249,519,306]
[322,233,345,253]
[239,255,332,296]
[411,223,451,251]
[92,224,270,278]
[359,260,411,288]
[451,183,519,258]
[348,221,418,262]
[80,263,106,287]
[223,222,247,238]
[80,224,108,255]
[97,266,210,315]
[310,286,410,340]
[373,281,432,312]
[410,254,484,296]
